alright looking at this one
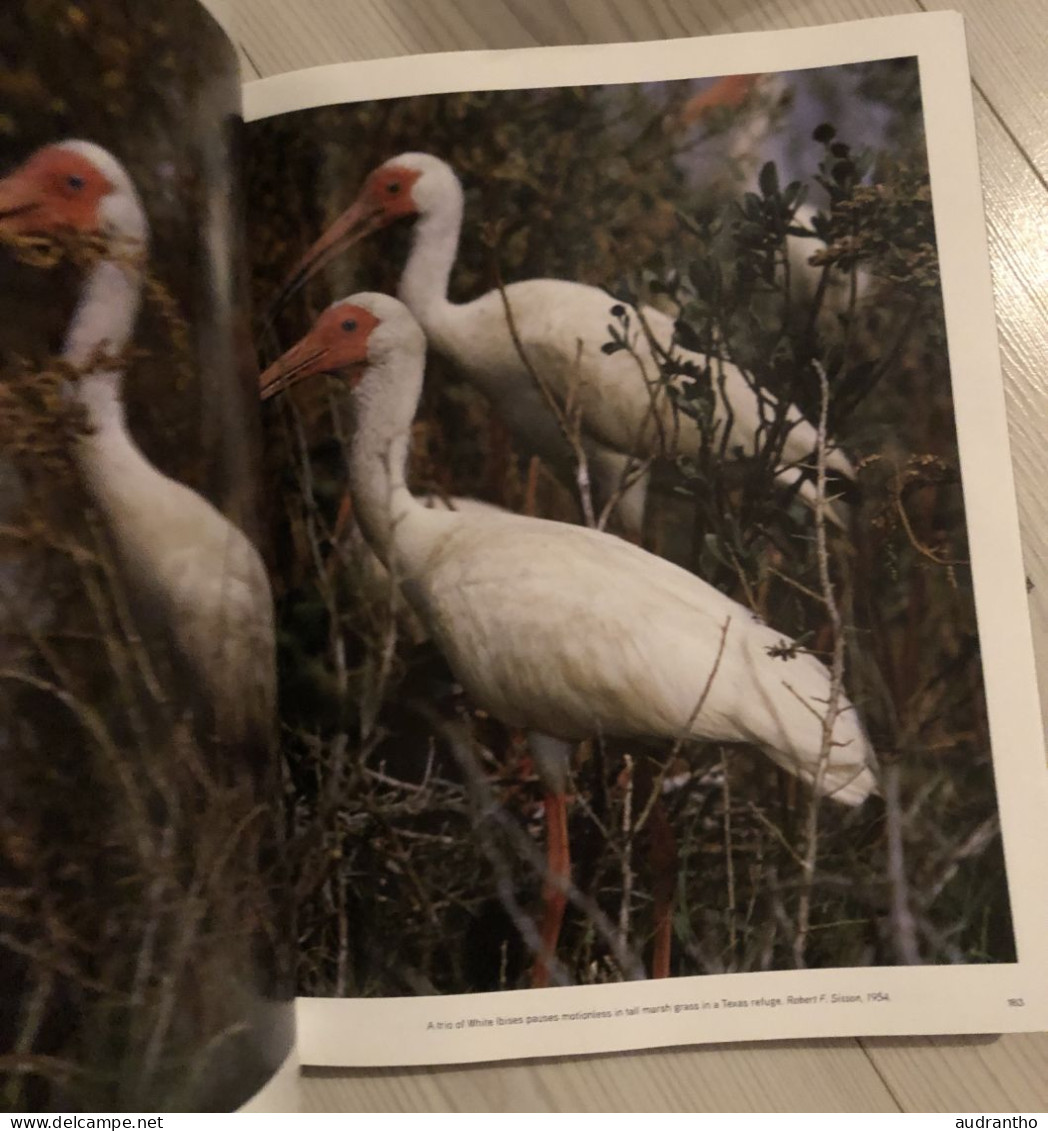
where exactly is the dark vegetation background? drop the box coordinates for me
[245,60,1016,998]
[0,0,292,1112]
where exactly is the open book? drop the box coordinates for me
[3,0,1047,1112]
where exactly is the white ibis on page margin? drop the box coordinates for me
[0,140,275,747]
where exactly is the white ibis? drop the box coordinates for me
[679,73,876,312]
[261,293,877,986]
[274,152,855,539]
[0,141,275,746]
[680,74,768,128]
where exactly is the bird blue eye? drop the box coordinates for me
[67,175,86,190]
[341,319,357,333]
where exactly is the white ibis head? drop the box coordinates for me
[276,153,461,307]
[0,140,146,247]
[260,292,424,400]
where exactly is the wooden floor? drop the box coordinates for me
[230,0,1048,1112]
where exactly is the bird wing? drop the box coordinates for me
[453,280,854,481]
[159,518,276,751]
[406,512,874,804]
[635,302,856,480]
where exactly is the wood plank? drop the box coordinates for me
[236,0,937,75]
[919,0,1048,182]
[962,92,1048,734]
[302,1039,898,1112]
[234,0,1048,194]
[236,0,534,76]
[234,37,262,80]
[862,1033,1048,1111]
[497,0,921,43]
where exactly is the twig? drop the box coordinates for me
[288,402,349,706]
[619,754,635,950]
[792,360,847,968]
[336,866,350,996]
[767,565,825,606]
[884,763,921,964]
[0,667,155,861]
[721,748,737,957]
[617,306,671,456]
[893,476,968,567]
[487,239,597,528]
[746,801,806,867]
[634,616,731,837]
[416,705,646,984]
[3,969,55,1109]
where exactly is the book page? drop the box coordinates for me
[242,12,1048,1066]
[0,0,294,1110]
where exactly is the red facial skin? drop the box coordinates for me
[356,162,424,228]
[0,147,113,236]
[259,304,381,400]
[680,74,761,126]
[277,163,423,307]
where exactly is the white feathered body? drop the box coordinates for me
[78,403,276,746]
[342,493,506,645]
[55,194,277,749]
[430,278,854,512]
[394,503,875,806]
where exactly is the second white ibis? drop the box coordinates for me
[275,152,856,539]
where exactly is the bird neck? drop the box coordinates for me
[64,252,157,510]
[64,254,142,376]
[349,353,424,569]
[398,198,462,336]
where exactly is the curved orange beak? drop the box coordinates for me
[0,168,44,234]
[259,304,377,401]
[270,195,385,317]
[259,335,335,401]
[680,74,761,127]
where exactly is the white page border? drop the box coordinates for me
[246,12,1048,1066]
